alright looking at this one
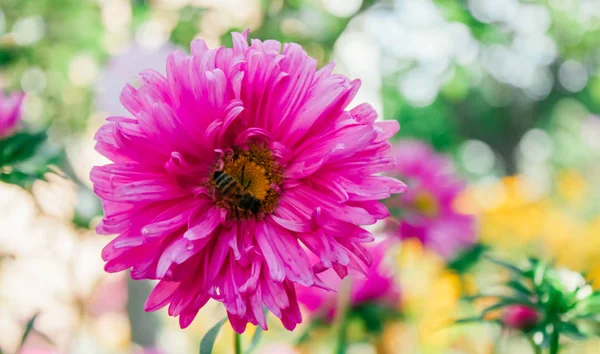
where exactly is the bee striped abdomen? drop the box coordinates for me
[212,169,263,215]
[213,171,238,197]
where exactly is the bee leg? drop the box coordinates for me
[240,164,245,186]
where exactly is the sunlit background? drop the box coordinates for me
[1,0,600,353]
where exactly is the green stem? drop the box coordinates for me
[334,278,352,354]
[549,328,560,354]
[526,335,541,354]
[334,310,349,354]
[234,331,242,354]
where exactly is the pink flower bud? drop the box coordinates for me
[502,305,540,330]
[0,91,24,139]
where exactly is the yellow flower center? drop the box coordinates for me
[223,157,270,201]
[412,191,439,218]
[211,145,282,219]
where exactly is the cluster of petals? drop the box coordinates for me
[385,140,476,260]
[0,91,25,139]
[91,30,405,332]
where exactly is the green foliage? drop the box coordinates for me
[447,243,487,274]
[351,302,402,335]
[245,326,263,354]
[458,257,600,352]
[20,313,39,346]
[0,131,55,188]
[0,132,46,165]
[199,317,228,354]
[170,7,206,48]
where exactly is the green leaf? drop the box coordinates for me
[455,316,484,324]
[484,256,526,277]
[506,279,534,297]
[199,317,228,354]
[558,322,587,340]
[0,132,46,166]
[481,302,511,316]
[462,293,503,301]
[454,316,502,327]
[447,243,487,273]
[295,318,324,345]
[569,294,600,318]
[462,294,536,308]
[533,261,548,287]
[0,170,42,188]
[21,313,39,345]
[245,327,263,354]
[351,303,400,334]
[481,298,537,317]
[575,319,600,337]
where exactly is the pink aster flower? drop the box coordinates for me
[296,241,400,320]
[0,91,25,139]
[90,30,405,333]
[502,305,540,330]
[385,140,475,260]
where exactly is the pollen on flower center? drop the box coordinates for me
[412,191,439,217]
[210,145,282,218]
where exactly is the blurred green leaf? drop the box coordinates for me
[447,243,486,273]
[0,132,47,166]
[0,170,44,189]
[484,256,527,278]
[506,279,534,297]
[569,293,600,318]
[533,261,548,287]
[482,301,523,317]
[558,321,586,340]
[462,294,531,303]
[352,302,401,334]
[455,316,502,326]
[455,316,484,324]
[199,317,227,354]
[20,313,39,346]
[245,326,263,354]
[295,318,324,345]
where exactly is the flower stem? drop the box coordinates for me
[234,331,242,354]
[334,311,349,354]
[526,335,541,354]
[549,328,560,354]
[334,278,352,354]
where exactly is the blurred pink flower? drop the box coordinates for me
[502,305,540,330]
[0,91,24,139]
[86,275,128,316]
[296,242,400,320]
[91,30,404,333]
[385,140,475,259]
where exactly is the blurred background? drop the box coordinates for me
[1,0,600,353]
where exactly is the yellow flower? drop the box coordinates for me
[459,176,550,252]
[464,171,600,287]
[556,169,587,206]
[395,239,464,353]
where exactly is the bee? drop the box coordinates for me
[213,165,262,214]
